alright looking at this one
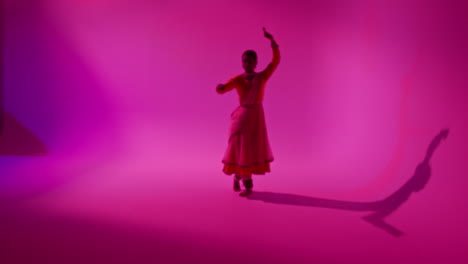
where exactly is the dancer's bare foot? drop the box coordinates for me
[239,189,252,197]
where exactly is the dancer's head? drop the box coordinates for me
[242,50,257,73]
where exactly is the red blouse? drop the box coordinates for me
[218,46,280,104]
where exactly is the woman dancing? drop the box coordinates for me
[216,27,280,196]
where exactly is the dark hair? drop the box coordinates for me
[242,50,257,61]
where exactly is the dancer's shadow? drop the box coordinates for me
[247,129,449,237]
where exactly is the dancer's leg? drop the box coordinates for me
[233,174,241,192]
[240,175,253,196]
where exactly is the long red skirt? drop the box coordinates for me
[222,104,273,178]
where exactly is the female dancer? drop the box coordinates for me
[216,27,280,196]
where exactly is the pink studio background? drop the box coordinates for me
[1,0,467,263]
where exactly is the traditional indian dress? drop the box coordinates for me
[217,45,280,179]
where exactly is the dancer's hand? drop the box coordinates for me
[263,27,274,41]
[263,27,278,48]
[216,84,225,92]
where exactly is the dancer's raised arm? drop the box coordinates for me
[261,27,280,80]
